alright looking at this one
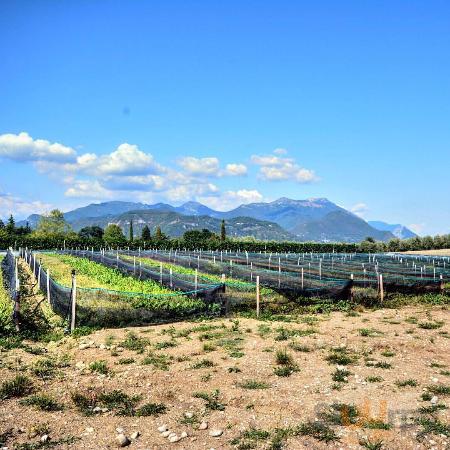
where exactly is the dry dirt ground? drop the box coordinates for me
[404,250,450,257]
[1,304,449,450]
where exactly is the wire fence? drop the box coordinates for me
[121,248,448,298]
[1,248,20,330]
[20,248,225,329]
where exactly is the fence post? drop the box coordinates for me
[170,268,173,288]
[133,256,136,275]
[70,270,77,333]
[38,259,42,289]
[256,275,260,317]
[301,267,304,290]
[379,274,384,303]
[47,269,50,303]
[440,274,444,292]
[350,273,354,302]
[194,269,198,295]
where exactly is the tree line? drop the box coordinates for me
[1,209,449,253]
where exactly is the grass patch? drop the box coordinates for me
[20,394,63,411]
[89,360,110,375]
[332,368,351,383]
[239,380,270,389]
[0,375,33,400]
[193,389,225,411]
[191,358,215,369]
[325,347,358,365]
[395,379,418,387]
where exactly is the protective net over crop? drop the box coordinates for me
[20,249,225,328]
[119,248,449,299]
[1,249,19,303]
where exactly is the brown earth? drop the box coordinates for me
[1,303,449,450]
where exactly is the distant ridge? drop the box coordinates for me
[17,198,398,243]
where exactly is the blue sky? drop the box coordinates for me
[0,1,449,236]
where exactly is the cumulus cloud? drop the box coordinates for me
[251,149,318,183]
[0,132,77,163]
[65,180,112,199]
[178,156,247,177]
[224,163,247,176]
[0,191,53,220]
[199,189,263,211]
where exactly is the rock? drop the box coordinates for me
[79,343,90,350]
[116,427,124,434]
[116,434,130,447]
[199,422,208,430]
[209,429,223,437]
[432,377,438,383]
[184,411,193,418]
[169,436,181,443]
[168,433,177,439]
[99,344,106,350]
[180,431,188,438]
[40,435,49,443]
[431,396,438,405]
[75,361,86,370]
[93,406,102,413]
[130,431,140,439]
[157,425,169,433]
[85,427,94,433]
[161,431,171,438]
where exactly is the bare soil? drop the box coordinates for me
[404,249,450,257]
[1,302,449,450]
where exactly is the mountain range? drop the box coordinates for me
[17,198,416,243]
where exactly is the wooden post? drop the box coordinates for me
[37,259,42,289]
[379,274,384,303]
[46,269,50,303]
[194,269,198,295]
[256,275,260,317]
[70,270,77,333]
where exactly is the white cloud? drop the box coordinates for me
[178,157,220,176]
[199,189,263,211]
[351,202,369,218]
[178,156,247,177]
[0,132,77,163]
[0,192,53,220]
[251,149,318,183]
[65,180,112,199]
[224,163,247,176]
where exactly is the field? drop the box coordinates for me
[1,251,449,449]
[405,249,450,257]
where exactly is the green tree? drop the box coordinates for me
[0,219,4,229]
[34,210,72,236]
[220,219,226,241]
[129,220,134,242]
[79,226,104,239]
[6,215,15,235]
[154,226,167,241]
[103,224,126,245]
[141,225,151,241]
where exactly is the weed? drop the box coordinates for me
[118,357,135,365]
[239,380,269,389]
[135,402,167,416]
[121,332,149,353]
[332,368,351,383]
[358,328,382,337]
[0,375,33,400]
[418,404,447,414]
[320,403,359,425]
[395,379,418,387]
[381,350,395,357]
[228,366,241,373]
[297,421,339,442]
[191,358,215,369]
[142,352,172,370]
[20,394,63,411]
[289,342,311,352]
[89,360,110,375]
[193,389,225,411]
[155,340,177,350]
[366,376,383,383]
[326,347,358,365]
[374,361,392,369]
[363,420,392,430]
[275,349,294,366]
[359,437,384,450]
[202,343,217,352]
[427,385,450,395]
[418,321,444,330]
[416,417,450,438]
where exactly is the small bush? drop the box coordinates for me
[89,360,110,375]
[20,394,63,411]
[239,380,269,390]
